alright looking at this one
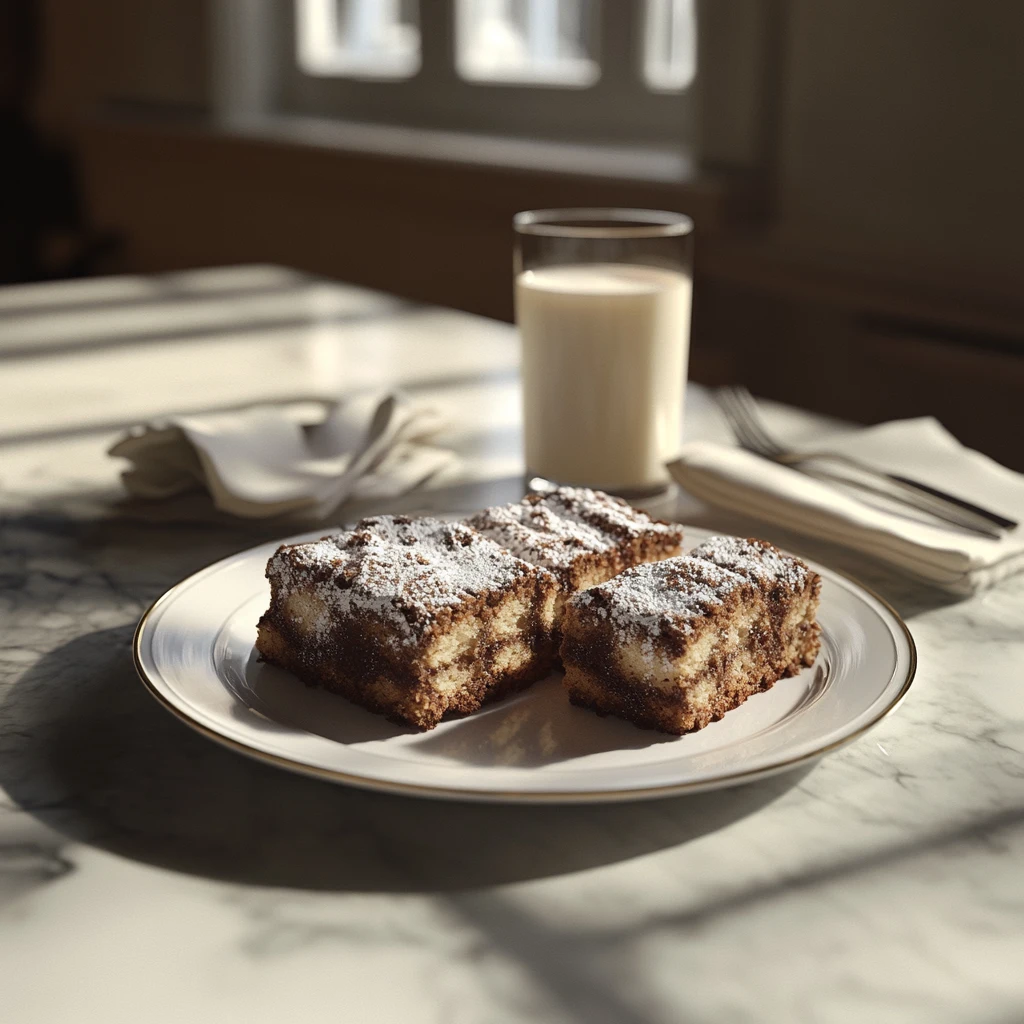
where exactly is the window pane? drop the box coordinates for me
[456,0,599,87]
[643,0,696,92]
[297,0,420,79]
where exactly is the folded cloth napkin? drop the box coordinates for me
[109,391,455,519]
[668,417,1024,594]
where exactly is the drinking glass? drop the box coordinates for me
[514,208,693,496]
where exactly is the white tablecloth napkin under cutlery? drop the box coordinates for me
[109,391,455,519]
[668,417,1024,594]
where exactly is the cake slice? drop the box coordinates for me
[466,486,684,623]
[256,515,559,730]
[560,539,821,735]
[688,535,821,677]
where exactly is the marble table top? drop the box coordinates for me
[0,266,1021,1024]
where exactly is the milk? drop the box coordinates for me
[516,263,691,492]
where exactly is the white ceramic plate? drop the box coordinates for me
[134,527,916,803]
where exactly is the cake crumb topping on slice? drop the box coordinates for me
[468,485,682,570]
[574,556,747,641]
[689,535,811,589]
[267,515,545,645]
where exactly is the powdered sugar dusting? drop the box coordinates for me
[467,486,682,571]
[689,536,809,589]
[267,515,543,647]
[572,555,746,643]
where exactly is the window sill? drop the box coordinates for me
[80,103,746,230]
[225,112,699,185]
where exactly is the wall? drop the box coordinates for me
[772,0,1024,302]
[35,0,209,129]
[22,0,1023,466]
[34,0,1024,313]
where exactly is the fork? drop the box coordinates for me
[715,386,1017,539]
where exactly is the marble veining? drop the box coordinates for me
[0,268,1022,1024]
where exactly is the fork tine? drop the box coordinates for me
[724,386,786,458]
[715,387,773,456]
[716,388,759,451]
[713,386,745,439]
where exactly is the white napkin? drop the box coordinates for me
[109,391,455,519]
[668,417,1024,594]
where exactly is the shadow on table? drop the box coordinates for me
[0,626,808,893]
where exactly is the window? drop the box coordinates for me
[643,0,696,92]
[297,0,420,79]
[456,0,598,87]
[268,1,697,146]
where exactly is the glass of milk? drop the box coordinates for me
[514,208,694,496]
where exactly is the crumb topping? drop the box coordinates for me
[689,536,810,590]
[571,556,747,641]
[467,486,683,570]
[267,515,542,645]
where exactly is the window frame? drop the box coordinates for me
[265,1,696,146]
